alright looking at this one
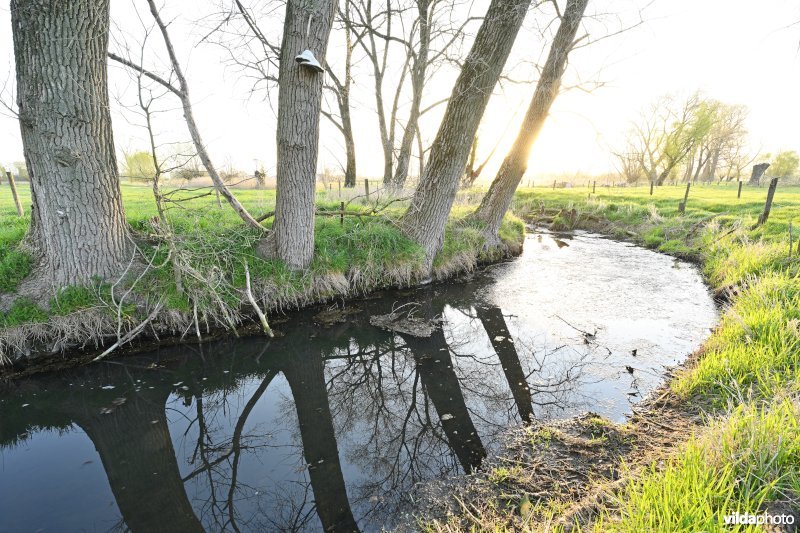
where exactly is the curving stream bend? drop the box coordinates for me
[0,231,718,532]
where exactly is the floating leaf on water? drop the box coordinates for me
[100,385,115,390]
[441,413,454,421]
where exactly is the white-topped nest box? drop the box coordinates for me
[295,50,324,73]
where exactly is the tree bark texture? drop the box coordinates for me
[399,0,532,265]
[472,0,588,244]
[11,0,133,287]
[263,0,337,270]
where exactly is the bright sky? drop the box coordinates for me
[0,0,798,182]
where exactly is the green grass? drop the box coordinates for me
[505,182,800,531]
[595,399,800,532]
[0,189,32,292]
[0,182,524,327]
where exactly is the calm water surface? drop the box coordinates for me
[0,232,718,532]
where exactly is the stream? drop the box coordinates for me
[0,231,718,532]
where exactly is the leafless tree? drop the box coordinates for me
[343,0,478,188]
[110,0,266,232]
[322,5,358,187]
[471,0,589,246]
[399,0,533,267]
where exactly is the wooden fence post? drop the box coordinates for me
[552,180,556,190]
[789,220,794,258]
[649,180,654,196]
[340,201,345,225]
[737,180,743,199]
[678,182,691,214]
[756,177,779,227]
[592,181,596,194]
[364,178,370,201]
[338,180,341,198]
[7,171,24,217]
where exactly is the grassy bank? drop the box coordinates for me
[0,182,524,366]
[422,182,800,531]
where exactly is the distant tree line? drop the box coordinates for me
[615,93,798,185]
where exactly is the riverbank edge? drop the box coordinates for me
[0,231,524,379]
[413,198,800,532]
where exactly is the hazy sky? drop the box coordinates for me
[0,0,798,181]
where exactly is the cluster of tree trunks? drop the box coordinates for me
[399,0,534,265]
[472,0,589,245]
[9,0,588,284]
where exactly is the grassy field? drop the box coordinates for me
[423,181,800,532]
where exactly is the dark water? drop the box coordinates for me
[0,232,717,532]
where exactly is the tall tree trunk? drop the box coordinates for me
[11,0,133,287]
[391,0,430,190]
[342,106,357,188]
[471,0,588,245]
[259,0,337,269]
[655,168,670,186]
[705,147,720,181]
[399,0,532,266]
[340,26,357,188]
[691,145,706,183]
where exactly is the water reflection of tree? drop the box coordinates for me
[474,305,534,423]
[74,386,205,533]
[0,289,592,532]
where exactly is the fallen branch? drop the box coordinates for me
[256,211,275,223]
[92,302,164,363]
[244,263,274,337]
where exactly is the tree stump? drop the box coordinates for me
[748,163,769,186]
